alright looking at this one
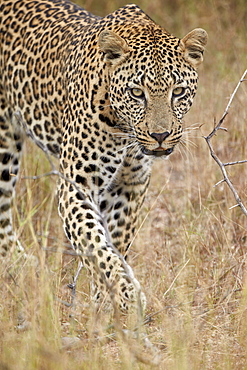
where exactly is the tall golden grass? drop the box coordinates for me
[1,0,247,368]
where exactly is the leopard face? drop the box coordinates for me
[99,25,207,158]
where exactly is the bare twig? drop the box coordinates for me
[223,160,247,167]
[204,69,247,217]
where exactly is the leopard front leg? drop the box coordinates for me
[102,180,151,257]
[57,178,146,313]
[99,150,152,257]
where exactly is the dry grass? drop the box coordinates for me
[1,0,247,368]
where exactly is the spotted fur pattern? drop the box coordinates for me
[0,0,207,311]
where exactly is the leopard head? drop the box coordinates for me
[99,24,207,157]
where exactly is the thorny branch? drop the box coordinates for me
[204,69,247,217]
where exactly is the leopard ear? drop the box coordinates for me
[98,30,129,66]
[180,28,208,68]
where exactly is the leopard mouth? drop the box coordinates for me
[141,146,174,157]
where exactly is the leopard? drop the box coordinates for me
[0,0,207,312]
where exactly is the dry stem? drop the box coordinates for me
[204,69,247,217]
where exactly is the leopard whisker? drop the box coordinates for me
[180,135,198,149]
[115,140,136,154]
[179,139,195,160]
[184,122,201,131]
[177,143,189,161]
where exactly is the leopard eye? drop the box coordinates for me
[130,88,145,99]
[173,87,185,97]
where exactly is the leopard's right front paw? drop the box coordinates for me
[92,275,146,314]
[116,276,146,314]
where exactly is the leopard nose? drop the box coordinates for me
[150,131,170,145]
